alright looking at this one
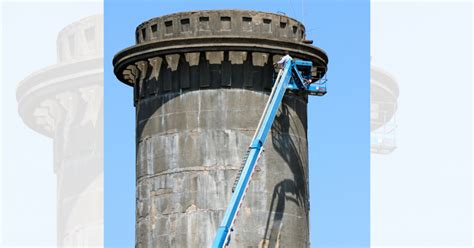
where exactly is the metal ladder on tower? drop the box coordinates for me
[212,58,326,248]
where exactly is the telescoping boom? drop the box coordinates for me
[211,58,327,248]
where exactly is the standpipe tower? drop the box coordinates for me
[17,15,103,246]
[113,10,328,247]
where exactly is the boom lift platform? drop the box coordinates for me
[212,58,326,248]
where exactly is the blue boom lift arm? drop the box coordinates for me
[211,59,326,248]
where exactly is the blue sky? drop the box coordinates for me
[105,0,370,247]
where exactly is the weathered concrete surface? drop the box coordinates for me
[113,10,328,248]
[136,90,309,247]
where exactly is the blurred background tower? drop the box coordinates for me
[113,10,327,247]
[16,15,104,247]
[371,65,399,154]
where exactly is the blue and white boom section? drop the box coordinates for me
[211,59,326,248]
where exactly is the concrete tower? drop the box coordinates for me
[17,15,103,247]
[113,10,327,247]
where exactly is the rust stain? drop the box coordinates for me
[185,204,197,213]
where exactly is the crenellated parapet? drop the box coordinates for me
[113,10,328,104]
[17,15,103,140]
[134,10,307,43]
[57,15,103,63]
